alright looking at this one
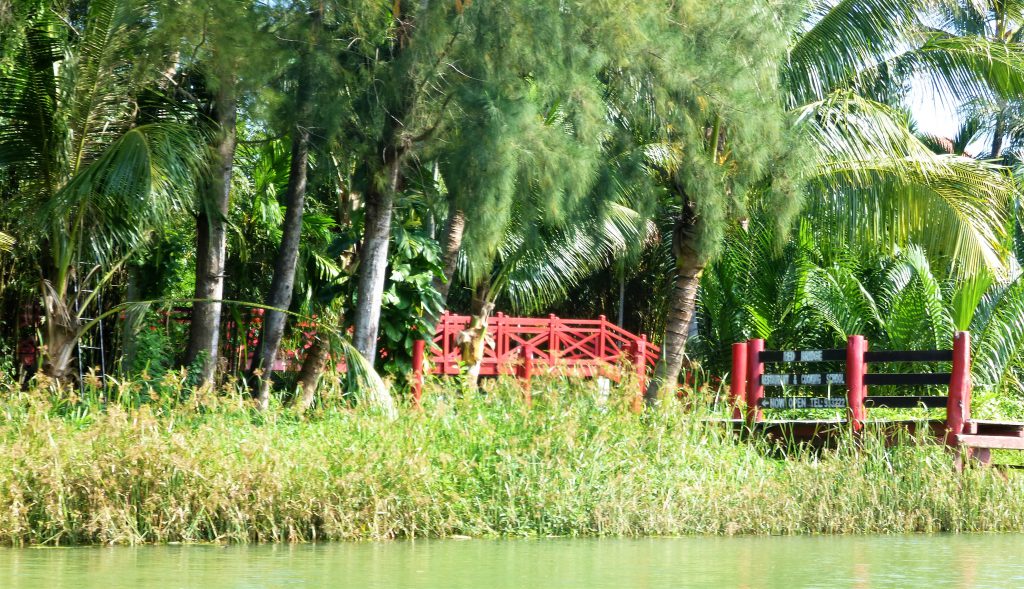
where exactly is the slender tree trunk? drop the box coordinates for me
[185,86,237,385]
[121,266,141,372]
[434,206,465,302]
[992,109,1006,160]
[252,109,312,410]
[292,334,331,413]
[352,157,400,363]
[458,278,493,389]
[252,127,310,408]
[40,277,79,382]
[644,213,704,404]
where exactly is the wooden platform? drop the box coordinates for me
[959,420,1024,451]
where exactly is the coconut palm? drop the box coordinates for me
[928,0,1024,161]
[787,0,1024,272]
[643,0,1024,400]
[0,0,202,380]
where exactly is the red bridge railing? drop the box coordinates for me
[411,312,660,403]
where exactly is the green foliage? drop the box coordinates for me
[0,0,205,377]
[2,377,1024,545]
[784,0,1024,277]
[376,228,445,376]
[129,311,187,376]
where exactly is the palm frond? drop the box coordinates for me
[799,92,1015,277]
[43,123,204,266]
[496,203,654,314]
[784,0,926,105]
[64,0,140,174]
[805,264,881,338]
[971,274,1024,387]
[864,34,1024,104]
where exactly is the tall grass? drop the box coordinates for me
[1,372,1023,545]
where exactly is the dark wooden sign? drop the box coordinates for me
[758,397,847,409]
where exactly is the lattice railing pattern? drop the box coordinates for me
[429,312,660,379]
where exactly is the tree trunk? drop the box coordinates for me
[992,109,1006,160]
[457,278,493,389]
[292,334,331,413]
[434,206,465,302]
[352,159,399,363]
[644,215,705,404]
[252,109,312,410]
[121,266,141,372]
[185,85,237,385]
[42,326,78,383]
[40,281,79,383]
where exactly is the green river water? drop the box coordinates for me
[2,535,1022,588]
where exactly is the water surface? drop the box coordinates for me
[2,535,1021,588]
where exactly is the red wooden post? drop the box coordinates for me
[549,314,559,363]
[846,335,866,431]
[495,312,505,367]
[520,345,534,407]
[745,339,765,424]
[411,338,426,408]
[441,311,451,374]
[598,314,607,359]
[729,342,747,420]
[947,331,972,448]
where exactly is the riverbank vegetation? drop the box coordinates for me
[6,0,1024,548]
[2,375,1023,546]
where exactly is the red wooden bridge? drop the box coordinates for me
[411,312,660,402]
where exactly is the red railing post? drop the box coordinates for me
[598,314,607,360]
[846,335,866,432]
[947,331,972,448]
[494,311,505,367]
[729,342,747,420]
[745,339,765,425]
[441,311,451,374]
[519,345,534,407]
[552,313,561,368]
[411,338,426,408]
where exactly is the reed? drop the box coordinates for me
[0,373,1022,545]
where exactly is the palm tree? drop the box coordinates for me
[0,0,202,381]
[931,0,1024,161]
[643,0,1024,400]
[786,0,1024,271]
